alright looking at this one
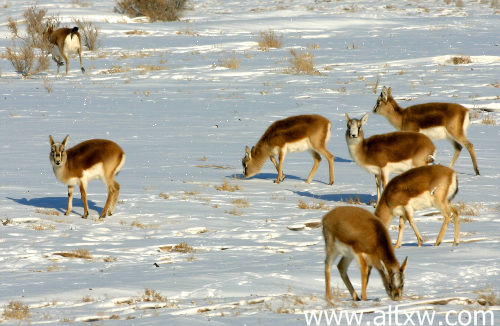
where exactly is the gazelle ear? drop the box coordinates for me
[360,113,369,125]
[345,113,351,122]
[49,135,55,145]
[400,256,408,273]
[62,135,69,147]
[382,86,388,102]
[387,87,392,98]
[245,145,251,158]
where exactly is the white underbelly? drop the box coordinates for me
[419,126,447,140]
[333,238,355,258]
[272,138,312,155]
[360,158,413,175]
[393,191,434,216]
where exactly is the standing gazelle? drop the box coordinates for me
[242,114,335,185]
[345,113,436,203]
[44,26,85,75]
[373,86,479,175]
[375,164,459,247]
[49,135,125,218]
[323,206,408,301]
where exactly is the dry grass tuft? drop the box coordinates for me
[142,288,167,302]
[160,242,195,253]
[115,0,187,22]
[101,65,131,74]
[454,201,481,216]
[159,192,170,199]
[3,301,30,320]
[36,208,60,216]
[54,249,92,259]
[286,49,321,75]
[73,18,101,50]
[137,64,166,74]
[226,208,243,216]
[475,287,499,306]
[481,114,496,125]
[343,196,362,205]
[451,55,472,64]
[232,199,250,208]
[32,223,56,231]
[257,30,283,51]
[298,199,329,210]
[218,56,241,69]
[215,181,242,192]
[124,29,149,35]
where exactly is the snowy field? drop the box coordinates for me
[0,0,499,324]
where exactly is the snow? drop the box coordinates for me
[0,0,499,324]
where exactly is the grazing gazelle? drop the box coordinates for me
[323,206,408,301]
[49,135,125,218]
[373,86,479,175]
[242,114,335,185]
[44,26,85,75]
[345,113,436,202]
[375,164,459,247]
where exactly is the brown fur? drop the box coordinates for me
[375,165,459,247]
[345,113,436,202]
[44,26,85,74]
[49,135,125,218]
[322,206,407,301]
[242,114,335,184]
[373,86,479,175]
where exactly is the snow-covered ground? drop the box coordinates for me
[0,0,499,324]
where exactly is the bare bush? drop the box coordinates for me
[115,0,187,22]
[73,18,101,50]
[286,49,321,75]
[3,301,30,320]
[257,30,283,51]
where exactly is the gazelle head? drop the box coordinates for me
[242,145,260,178]
[43,24,55,42]
[373,86,393,115]
[49,135,69,166]
[345,113,368,140]
[380,257,408,301]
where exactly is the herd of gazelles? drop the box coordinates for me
[45,26,480,303]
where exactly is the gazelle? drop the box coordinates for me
[323,206,408,301]
[375,164,459,247]
[345,113,436,202]
[44,26,85,75]
[49,135,125,218]
[242,114,335,185]
[373,86,479,175]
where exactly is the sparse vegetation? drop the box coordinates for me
[114,0,187,22]
[257,30,283,51]
[159,192,170,199]
[232,199,250,208]
[160,242,195,253]
[36,208,60,216]
[286,49,321,75]
[218,56,241,69]
[215,180,241,192]
[73,18,101,50]
[2,301,30,320]
[297,199,328,210]
[475,287,499,306]
[454,201,481,216]
[451,55,472,64]
[54,249,92,259]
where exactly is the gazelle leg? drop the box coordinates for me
[274,150,286,183]
[338,256,358,301]
[395,215,405,248]
[79,182,89,218]
[404,206,423,246]
[318,147,335,185]
[359,257,372,301]
[65,185,74,216]
[306,151,321,183]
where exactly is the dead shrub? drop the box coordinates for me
[3,301,30,320]
[298,199,328,210]
[4,5,56,76]
[215,181,241,192]
[218,56,241,69]
[286,49,321,75]
[257,30,283,51]
[160,242,195,253]
[451,56,472,64]
[114,0,187,22]
[142,289,167,302]
[54,249,92,259]
[73,18,101,50]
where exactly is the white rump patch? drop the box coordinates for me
[419,126,447,140]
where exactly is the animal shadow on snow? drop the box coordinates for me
[294,190,376,205]
[7,196,99,216]
[230,156,353,182]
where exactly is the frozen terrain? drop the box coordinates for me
[0,0,499,324]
